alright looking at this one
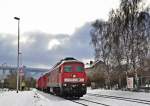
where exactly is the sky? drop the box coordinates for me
[0,0,122,69]
[0,0,120,35]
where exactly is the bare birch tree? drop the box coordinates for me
[91,0,150,89]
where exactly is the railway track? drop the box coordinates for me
[70,100,88,106]
[70,98,109,106]
[87,93,150,105]
[37,90,109,106]
[36,90,150,105]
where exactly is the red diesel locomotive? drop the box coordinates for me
[37,57,87,97]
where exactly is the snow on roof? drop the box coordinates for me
[85,60,104,69]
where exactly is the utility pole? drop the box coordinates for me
[14,17,20,93]
[19,52,22,91]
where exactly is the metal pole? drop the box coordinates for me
[17,18,20,93]
[14,17,20,93]
[19,52,22,91]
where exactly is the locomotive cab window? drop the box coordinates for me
[64,66,72,72]
[76,66,84,72]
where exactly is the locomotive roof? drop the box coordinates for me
[52,57,81,69]
[41,57,83,76]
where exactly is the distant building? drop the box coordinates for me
[136,58,150,87]
[85,60,108,88]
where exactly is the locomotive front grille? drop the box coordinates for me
[62,83,87,96]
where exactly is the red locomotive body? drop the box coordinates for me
[37,57,87,97]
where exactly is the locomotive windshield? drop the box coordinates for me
[76,66,84,72]
[64,66,72,72]
[64,65,84,72]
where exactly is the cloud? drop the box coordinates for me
[48,39,61,50]
[0,23,94,69]
[0,34,17,64]
[52,23,94,60]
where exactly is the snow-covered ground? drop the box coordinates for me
[0,89,81,106]
[81,88,150,106]
[87,88,150,101]
[0,88,149,106]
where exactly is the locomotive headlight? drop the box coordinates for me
[72,74,76,78]
[82,84,86,86]
[63,84,67,86]
[72,84,76,87]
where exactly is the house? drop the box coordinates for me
[85,60,108,88]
